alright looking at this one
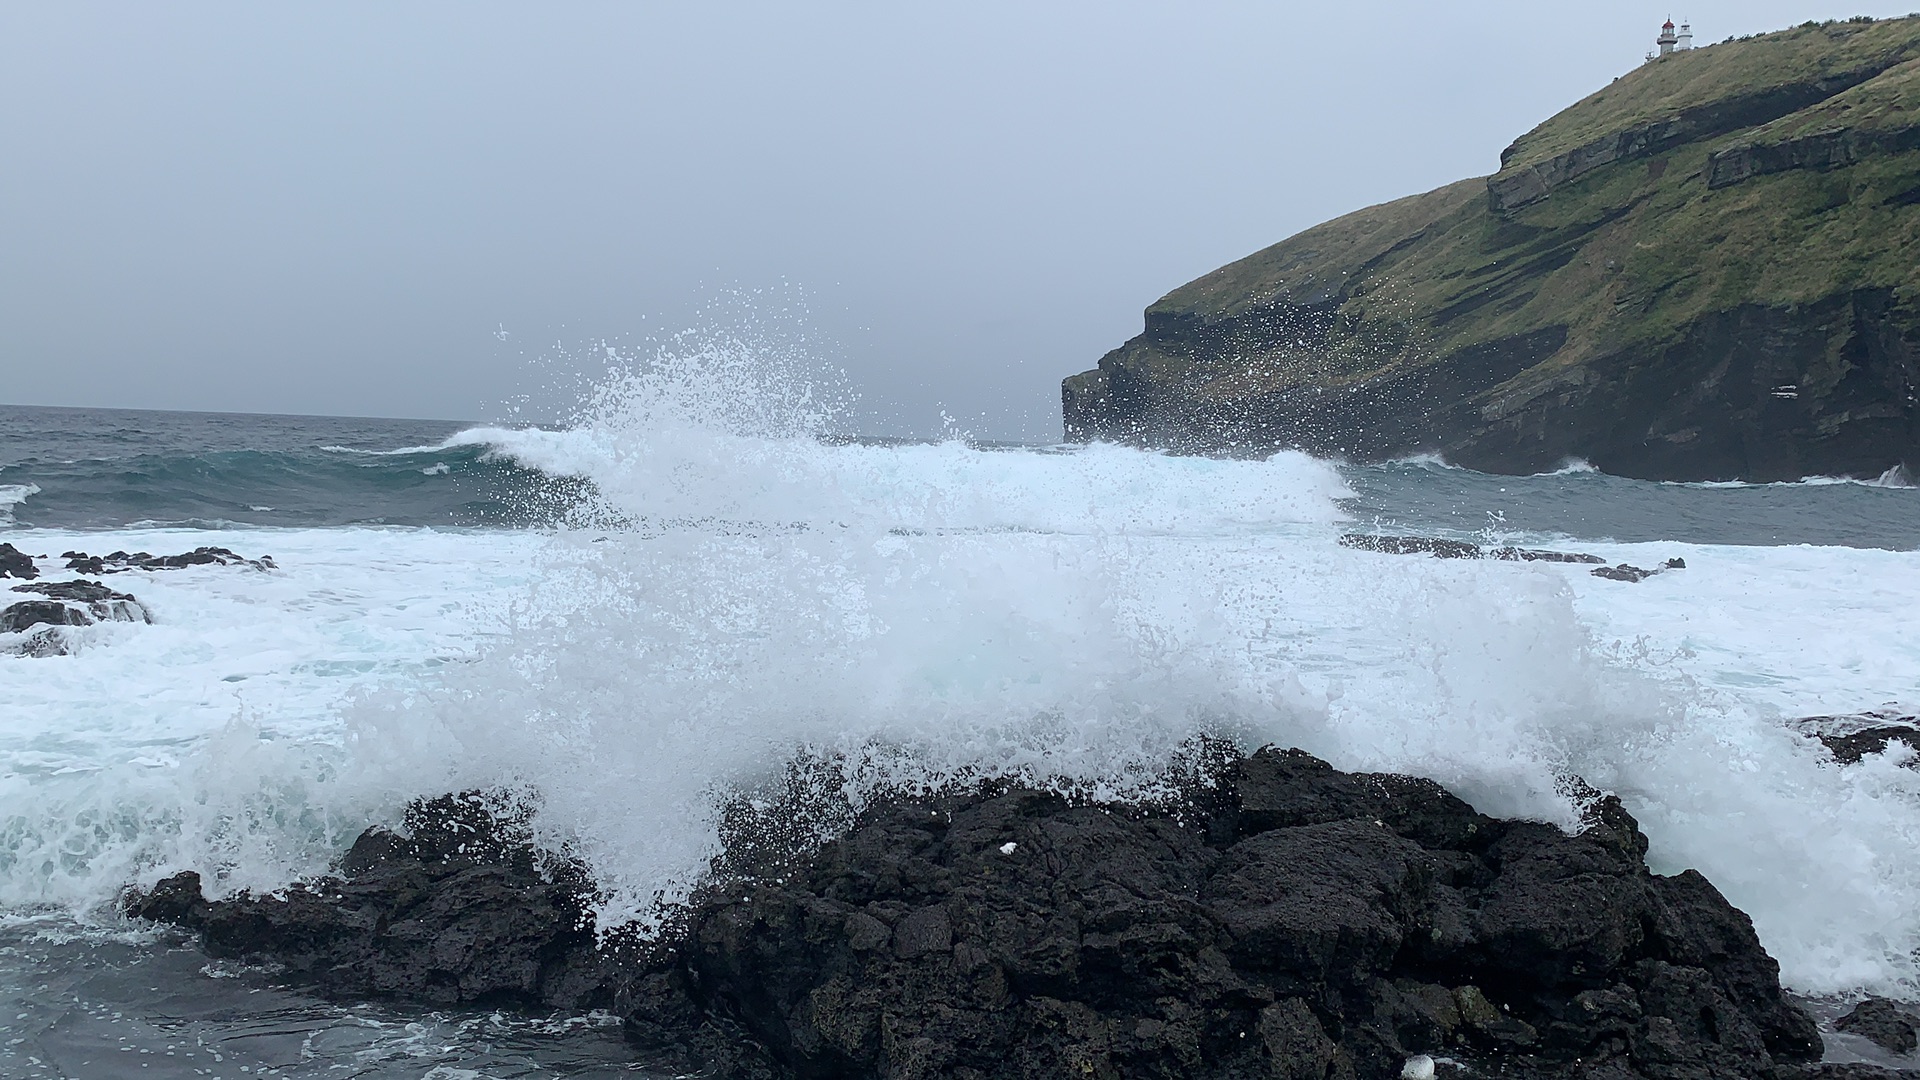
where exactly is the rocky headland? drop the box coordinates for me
[1062,17,1920,482]
[127,745,1920,1079]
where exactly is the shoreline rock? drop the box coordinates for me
[129,747,1845,1078]
[61,546,275,574]
[1340,534,1689,584]
[0,542,38,580]
[1836,998,1919,1054]
[1793,709,1920,766]
[1,578,154,655]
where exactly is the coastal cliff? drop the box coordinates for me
[1062,17,1920,481]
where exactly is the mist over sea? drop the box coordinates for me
[3,348,1919,1077]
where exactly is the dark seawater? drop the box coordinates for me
[0,922,642,1079]
[4,404,1917,547]
[1342,459,1920,551]
[0,405,569,530]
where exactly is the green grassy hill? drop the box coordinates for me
[1063,17,1920,481]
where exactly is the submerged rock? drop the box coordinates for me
[1341,533,1608,564]
[62,546,275,574]
[1,579,152,634]
[0,626,75,657]
[0,542,38,580]
[1819,726,1920,765]
[1341,533,1690,583]
[1591,558,1688,583]
[1793,709,1920,765]
[130,747,1825,1079]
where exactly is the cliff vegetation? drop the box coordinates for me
[1063,17,1920,481]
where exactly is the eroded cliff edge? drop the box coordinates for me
[1062,17,1920,481]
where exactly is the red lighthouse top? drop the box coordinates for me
[1663,18,1675,29]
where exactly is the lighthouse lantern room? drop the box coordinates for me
[1654,17,1694,58]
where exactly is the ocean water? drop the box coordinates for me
[3,348,1920,1077]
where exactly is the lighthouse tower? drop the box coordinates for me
[1676,21,1694,50]
[1657,18,1679,55]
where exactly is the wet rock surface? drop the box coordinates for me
[131,748,1828,1079]
[1795,709,1920,765]
[128,793,612,1010]
[1819,726,1920,765]
[62,545,276,574]
[1342,535,1690,585]
[1340,534,1608,564]
[0,542,38,580]
[1837,998,1919,1054]
[1,578,151,636]
[1,552,268,654]
[1591,558,1688,583]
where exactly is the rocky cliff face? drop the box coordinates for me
[1063,17,1920,481]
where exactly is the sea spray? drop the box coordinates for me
[343,341,1920,995]
[4,339,1920,1000]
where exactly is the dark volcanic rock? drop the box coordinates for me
[0,542,38,580]
[1343,533,1683,579]
[1,579,152,634]
[1837,997,1919,1054]
[131,749,1824,1079]
[1342,533,1487,560]
[62,546,275,574]
[1591,558,1687,583]
[1820,725,1920,764]
[12,578,147,609]
[0,599,94,632]
[130,793,614,1009]
[1792,709,1920,765]
[1341,533,1609,565]
[1,626,74,657]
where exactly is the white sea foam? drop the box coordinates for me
[0,483,40,525]
[4,338,1920,1000]
[1537,458,1600,476]
[1682,469,1920,490]
[1388,453,1461,471]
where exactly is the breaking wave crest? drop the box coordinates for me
[7,334,1920,1000]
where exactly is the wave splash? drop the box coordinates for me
[9,333,1920,1000]
[0,483,38,526]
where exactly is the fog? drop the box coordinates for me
[3,2,1911,439]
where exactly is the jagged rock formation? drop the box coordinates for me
[1836,998,1919,1054]
[0,543,37,580]
[132,747,1852,1079]
[1336,534,1687,582]
[0,579,153,655]
[1063,17,1920,482]
[61,546,276,574]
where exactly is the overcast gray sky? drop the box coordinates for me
[4,2,1914,439]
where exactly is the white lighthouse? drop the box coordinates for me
[1657,18,1679,55]
[1652,18,1695,58]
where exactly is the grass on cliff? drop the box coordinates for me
[1500,16,1920,171]
[1735,54,1920,145]
[1142,16,1920,396]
